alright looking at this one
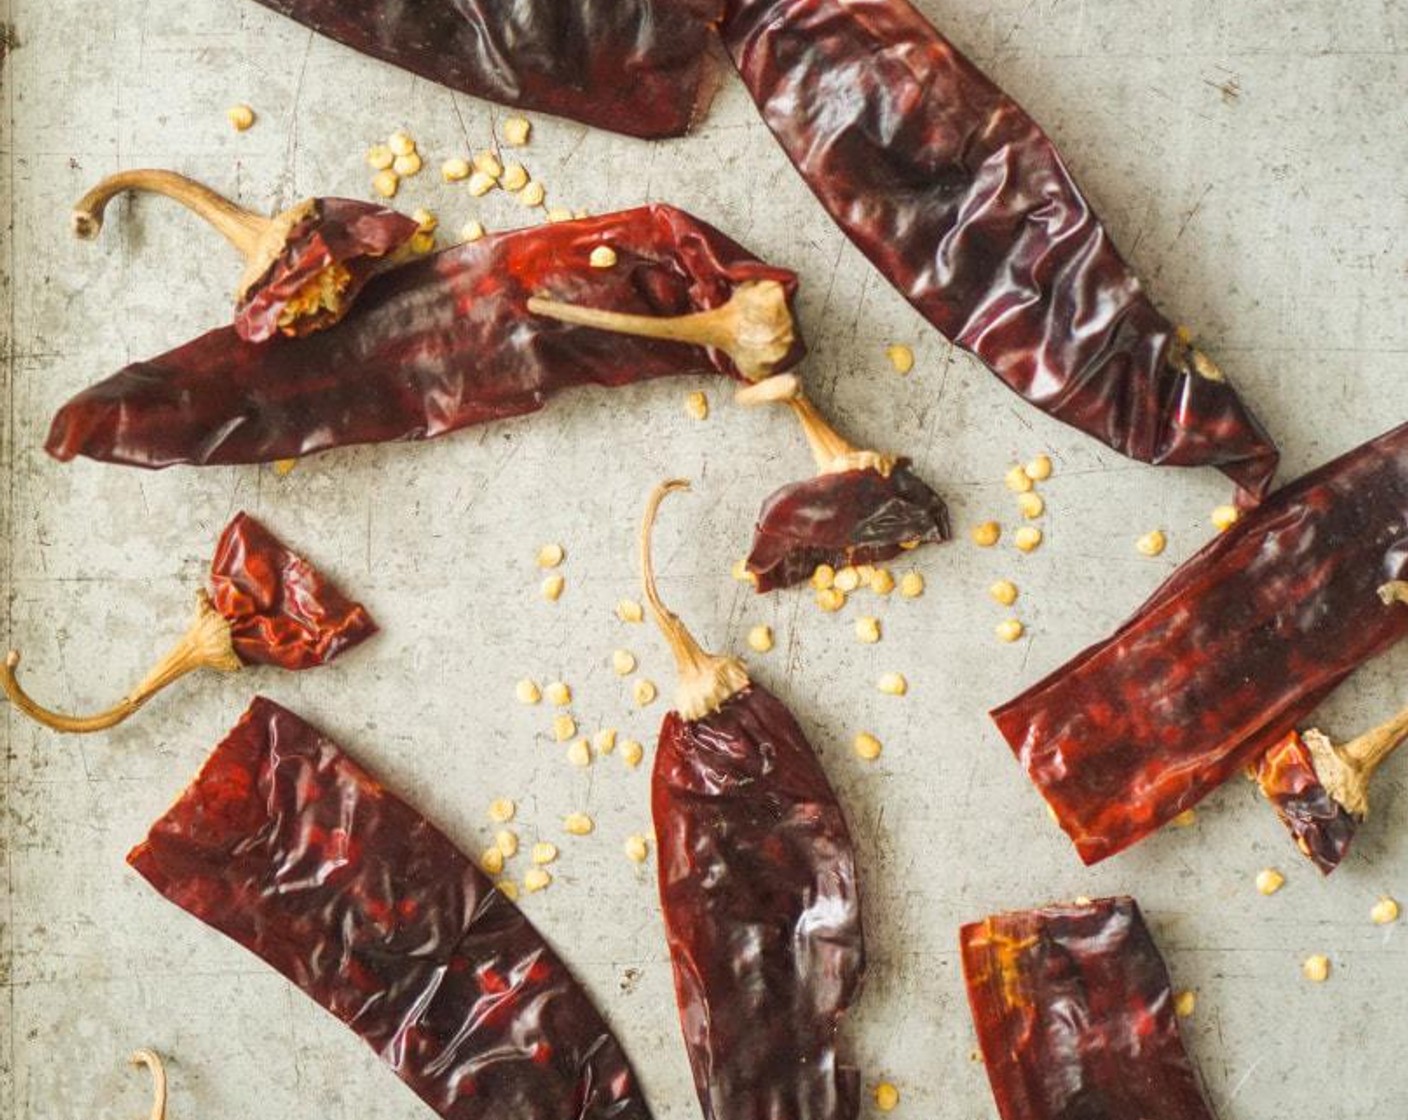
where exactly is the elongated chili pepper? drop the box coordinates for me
[640,479,865,1120]
[720,0,1279,501]
[47,206,801,469]
[73,170,420,342]
[128,696,652,1120]
[961,896,1215,1120]
[1,512,374,732]
[991,422,1408,865]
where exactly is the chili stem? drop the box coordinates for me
[130,1049,167,1120]
[735,373,895,476]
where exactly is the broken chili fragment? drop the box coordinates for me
[961,896,1215,1120]
[1,512,374,732]
[640,479,865,1120]
[128,696,651,1120]
[73,169,420,342]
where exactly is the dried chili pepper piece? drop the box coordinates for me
[720,0,1279,501]
[0,512,374,732]
[73,170,420,342]
[961,896,1215,1120]
[639,479,865,1120]
[991,422,1408,864]
[128,696,651,1120]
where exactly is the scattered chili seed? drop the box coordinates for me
[874,1083,900,1112]
[990,580,1019,606]
[541,574,565,601]
[1302,954,1330,983]
[519,181,546,208]
[617,599,645,623]
[1017,492,1045,519]
[532,842,559,865]
[468,170,497,197]
[1136,530,1167,557]
[971,521,1001,547]
[488,798,516,823]
[503,117,532,146]
[1024,455,1053,482]
[226,103,256,131]
[620,739,644,768]
[441,157,471,182]
[593,728,617,754]
[392,151,423,177]
[536,543,565,568]
[495,830,519,858]
[473,150,504,179]
[1256,868,1286,896]
[684,390,709,420]
[1372,896,1400,925]
[834,566,861,592]
[501,163,529,191]
[589,245,618,269]
[564,812,594,836]
[732,558,752,582]
[816,588,846,613]
[855,565,877,588]
[366,144,395,170]
[515,679,542,705]
[524,867,552,893]
[551,714,577,742]
[480,847,505,875]
[371,170,399,198]
[612,649,637,676]
[1005,465,1034,494]
[633,679,658,707]
[855,617,881,644]
[899,571,925,598]
[388,131,416,157]
[546,207,573,223]
[1170,809,1197,828]
[567,738,592,767]
[409,230,436,255]
[996,618,1024,643]
[411,208,438,232]
[624,834,650,862]
[853,732,882,761]
[1014,526,1043,553]
[811,564,837,591]
[460,219,486,243]
[1211,505,1241,532]
[272,458,297,477]
[877,672,908,696]
[748,625,775,653]
[885,344,914,374]
[1173,990,1197,1017]
[496,879,520,901]
[871,569,896,595]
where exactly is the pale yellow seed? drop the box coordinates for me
[461,219,486,243]
[546,206,573,223]
[524,867,552,893]
[503,117,532,146]
[811,564,836,591]
[633,679,658,707]
[1173,990,1197,1018]
[877,672,908,696]
[1170,809,1197,828]
[366,144,395,171]
[855,617,881,644]
[732,558,757,585]
[899,571,925,599]
[593,728,617,755]
[834,566,861,593]
[871,569,896,596]
[1014,527,1043,553]
[412,208,438,232]
[1372,896,1400,925]
[885,344,915,375]
[480,847,505,875]
[612,649,637,676]
[874,1083,900,1112]
[388,131,416,157]
[371,170,400,199]
[495,830,519,859]
[971,521,1001,547]
[519,181,546,208]
[989,580,1019,606]
[853,732,882,761]
[748,625,775,653]
[816,588,847,613]
[488,798,516,824]
[541,573,566,601]
[545,682,572,707]
[515,679,542,705]
[501,163,529,191]
[536,542,565,568]
[1256,868,1286,896]
[1302,954,1330,983]
[856,565,877,587]
[532,841,559,865]
[685,390,709,420]
[617,598,645,623]
[1005,465,1034,494]
[996,619,1024,643]
[552,714,577,742]
[409,231,436,256]
[620,739,644,768]
[392,151,422,177]
[473,149,503,179]
[441,157,471,182]
[467,170,497,197]
[1211,505,1241,532]
[564,812,594,836]
[1075,896,1093,906]
[496,879,520,901]
[272,458,297,477]
[226,103,255,131]
[1017,492,1045,519]
[589,245,618,269]
[1024,454,1053,482]
[1136,530,1167,557]
[567,738,592,767]
[624,834,650,863]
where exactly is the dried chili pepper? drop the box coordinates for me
[991,422,1408,865]
[720,0,1279,501]
[129,695,651,1120]
[961,896,1215,1120]
[47,206,801,469]
[639,479,865,1120]
[73,169,420,342]
[1,512,374,732]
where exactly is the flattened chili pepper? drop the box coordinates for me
[250,0,720,140]
[73,170,420,342]
[961,896,1215,1120]
[47,206,801,469]
[991,422,1408,865]
[128,695,651,1120]
[639,479,865,1120]
[1,512,374,732]
[719,0,1279,501]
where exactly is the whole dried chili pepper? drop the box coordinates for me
[639,479,865,1120]
[1,512,374,732]
[47,206,801,469]
[719,0,1279,501]
[961,896,1215,1120]
[991,422,1408,865]
[73,169,421,342]
[129,695,652,1120]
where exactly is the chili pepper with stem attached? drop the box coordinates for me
[640,479,865,1120]
[719,0,1279,502]
[128,696,652,1120]
[73,169,421,342]
[1,512,375,733]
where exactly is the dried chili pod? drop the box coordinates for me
[640,479,865,1120]
[128,696,652,1120]
[47,206,802,469]
[961,896,1215,1120]
[73,169,421,342]
[1,512,374,733]
[720,0,1279,501]
[991,422,1408,864]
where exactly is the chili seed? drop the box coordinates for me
[441,157,471,182]
[564,812,594,836]
[519,181,546,208]
[620,739,644,768]
[473,150,503,179]
[853,732,882,761]
[1017,492,1045,519]
[873,1083,900,1112]
[871,569,896,595]
[501,163,529,191]
[633,679,658,707]
[497,879,520,901]
[516,679,542,705]
[366,144,395,170]
[496,830,519,858]
[1136,530,1167,557]
[1005,465,1033,493]
[546,207,573,223]
[899,571,925,598]
[552,714,577,742]
[885,344,914,374]
[624,834,650,863]
[816,588,846,613]
[855,565,877,587]
[996,619,1024,643]
[589,245,618,269]
[488,798,516,823]
[480,848,505,875]
[461,219,486,243]
[989,580,1019,606]
[971,522,1001,547]
[1372,896,1400,925]
[877,672,908,696]
[812,564,837,590]
[1170,809,1197,828]
[392,151,423,177]
[855,617,881,644]
[226,103,256,131]
[748,625,775,653]
[371,170,400,198]
[1024,454,1053,481]
[536,542,565,568]
[532,842,559,865]
[617,598,645,623]
[545,682,572,706]
[732,558,756,584]
[834,566,861,592]
[593,728,617,754]
[1211,505,1241,532]
[1173,990,1196,1017]
[685,390,709,420]
[503,117,532,146]
[1302,954,1330,983]
[412,208,438,232]
[541,574,565,601]
[1014,526,1043,553]
[468,170,497,197]
[409,231,436,255]
[567,738,592,767]
[388,131,416,157]
[524,867,552,893]
[272,458,297,477]
[1256,868,1285,896]
[612,649,637,676]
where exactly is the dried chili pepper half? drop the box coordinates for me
[991,422,1408,864]
[73,169,420,342]
[1,512,374,732]
[720,0,1279,501]
[129,695,652,1120]
[961,896,1215,1120]
[639,479,865,1120]
[47,206,801,469]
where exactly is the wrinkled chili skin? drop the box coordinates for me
[654,684,864,1120]
[47,206,802,469]
[129,697,653,1120]
[251,0,720,139]
[720,0,1278,500]
[1254,731,1359,874]
[210,512,377,670]
[746,462,950,591]
[992,422,1408,865]
[961,897,1215,1120]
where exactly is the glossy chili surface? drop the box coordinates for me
[47,206,801,469]
[961,896,1215,1120]
[654,684,864,1120]
[1254,731,1359,875]
[992,422,1408,865]
[720,0,1278,499]
[129,696,652,1120]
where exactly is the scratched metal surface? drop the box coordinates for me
[2,1,1407,1117]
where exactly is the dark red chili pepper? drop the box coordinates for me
[719,0,1279,501]
[961,896,1215,1120]
[991,422,1408,865]
[47,206,802,469]
[72,170,421,342]
[0,512,374,733]
[128,695,652,1120]
[639,479,865,1120]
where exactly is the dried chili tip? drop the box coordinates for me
[71,169,421,342]
[130,1048,168,1120]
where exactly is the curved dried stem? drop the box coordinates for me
[130,1048,167,1120]
[735,374,895,477]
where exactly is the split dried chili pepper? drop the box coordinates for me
[719,0,1279,501]
[47,206,801,469]
[128,695,651,1120]
[73,170,420,342]
[1,512,374,732]
[991,422,1408,865]
[639,479,865,1120]
[961,896,1215,1120]
[250,0,720,140]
